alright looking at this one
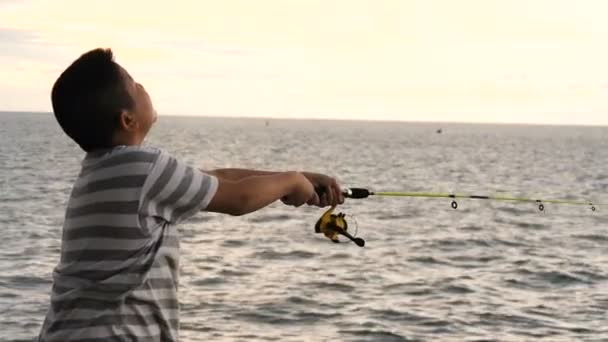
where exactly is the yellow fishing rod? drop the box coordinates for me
[342,188,600,212]
[314,187,602,247]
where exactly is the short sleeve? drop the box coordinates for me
[140,152,218,224]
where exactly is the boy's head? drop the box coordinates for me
[52,48,157,152]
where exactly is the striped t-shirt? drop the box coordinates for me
[38,145,218,341]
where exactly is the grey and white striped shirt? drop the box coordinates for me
[38,145,218,341]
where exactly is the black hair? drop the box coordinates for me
[51,48,134,152]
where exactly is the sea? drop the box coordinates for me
[1,111,607,341]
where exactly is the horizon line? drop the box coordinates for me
[1,110,606,128]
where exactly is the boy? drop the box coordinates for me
[38,48,344,341]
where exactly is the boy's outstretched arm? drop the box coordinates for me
[203,168,277,180]
[203,168,344,206]
[204,171,315,216]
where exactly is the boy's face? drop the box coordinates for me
[120,66,157,138]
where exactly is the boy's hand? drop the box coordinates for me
[302,172,344,207]
[280,172,317,207]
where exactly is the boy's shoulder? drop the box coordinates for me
[82,145,172,166]
[108,144,164,157]
[117,145,183,161]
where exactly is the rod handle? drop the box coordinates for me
[343,188,372,199]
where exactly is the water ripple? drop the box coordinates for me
[337,329,416,342]
[251,249,319,260]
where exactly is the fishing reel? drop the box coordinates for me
[314,205,365,247]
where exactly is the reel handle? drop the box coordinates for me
[339,230,365,247]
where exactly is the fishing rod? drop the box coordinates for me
[314,187,603,248]
[342,188,599,212]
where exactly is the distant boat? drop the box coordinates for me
[265,120,270,127]
[436,128,442,134]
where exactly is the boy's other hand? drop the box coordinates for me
[280,172,316,207]
[302,172,344,207]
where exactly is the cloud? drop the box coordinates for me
[0,26,72,65]
[0,0,28,5]
[0,27,39,48]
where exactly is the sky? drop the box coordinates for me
[0,0,607,125]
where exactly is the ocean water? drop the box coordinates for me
[1,111,607,342]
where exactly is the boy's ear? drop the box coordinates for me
[118,110,138,131]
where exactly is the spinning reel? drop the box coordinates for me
[314,205,365,247]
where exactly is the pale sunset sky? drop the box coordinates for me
[1,0,607,125]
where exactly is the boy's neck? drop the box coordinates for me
[112,131,145,147]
